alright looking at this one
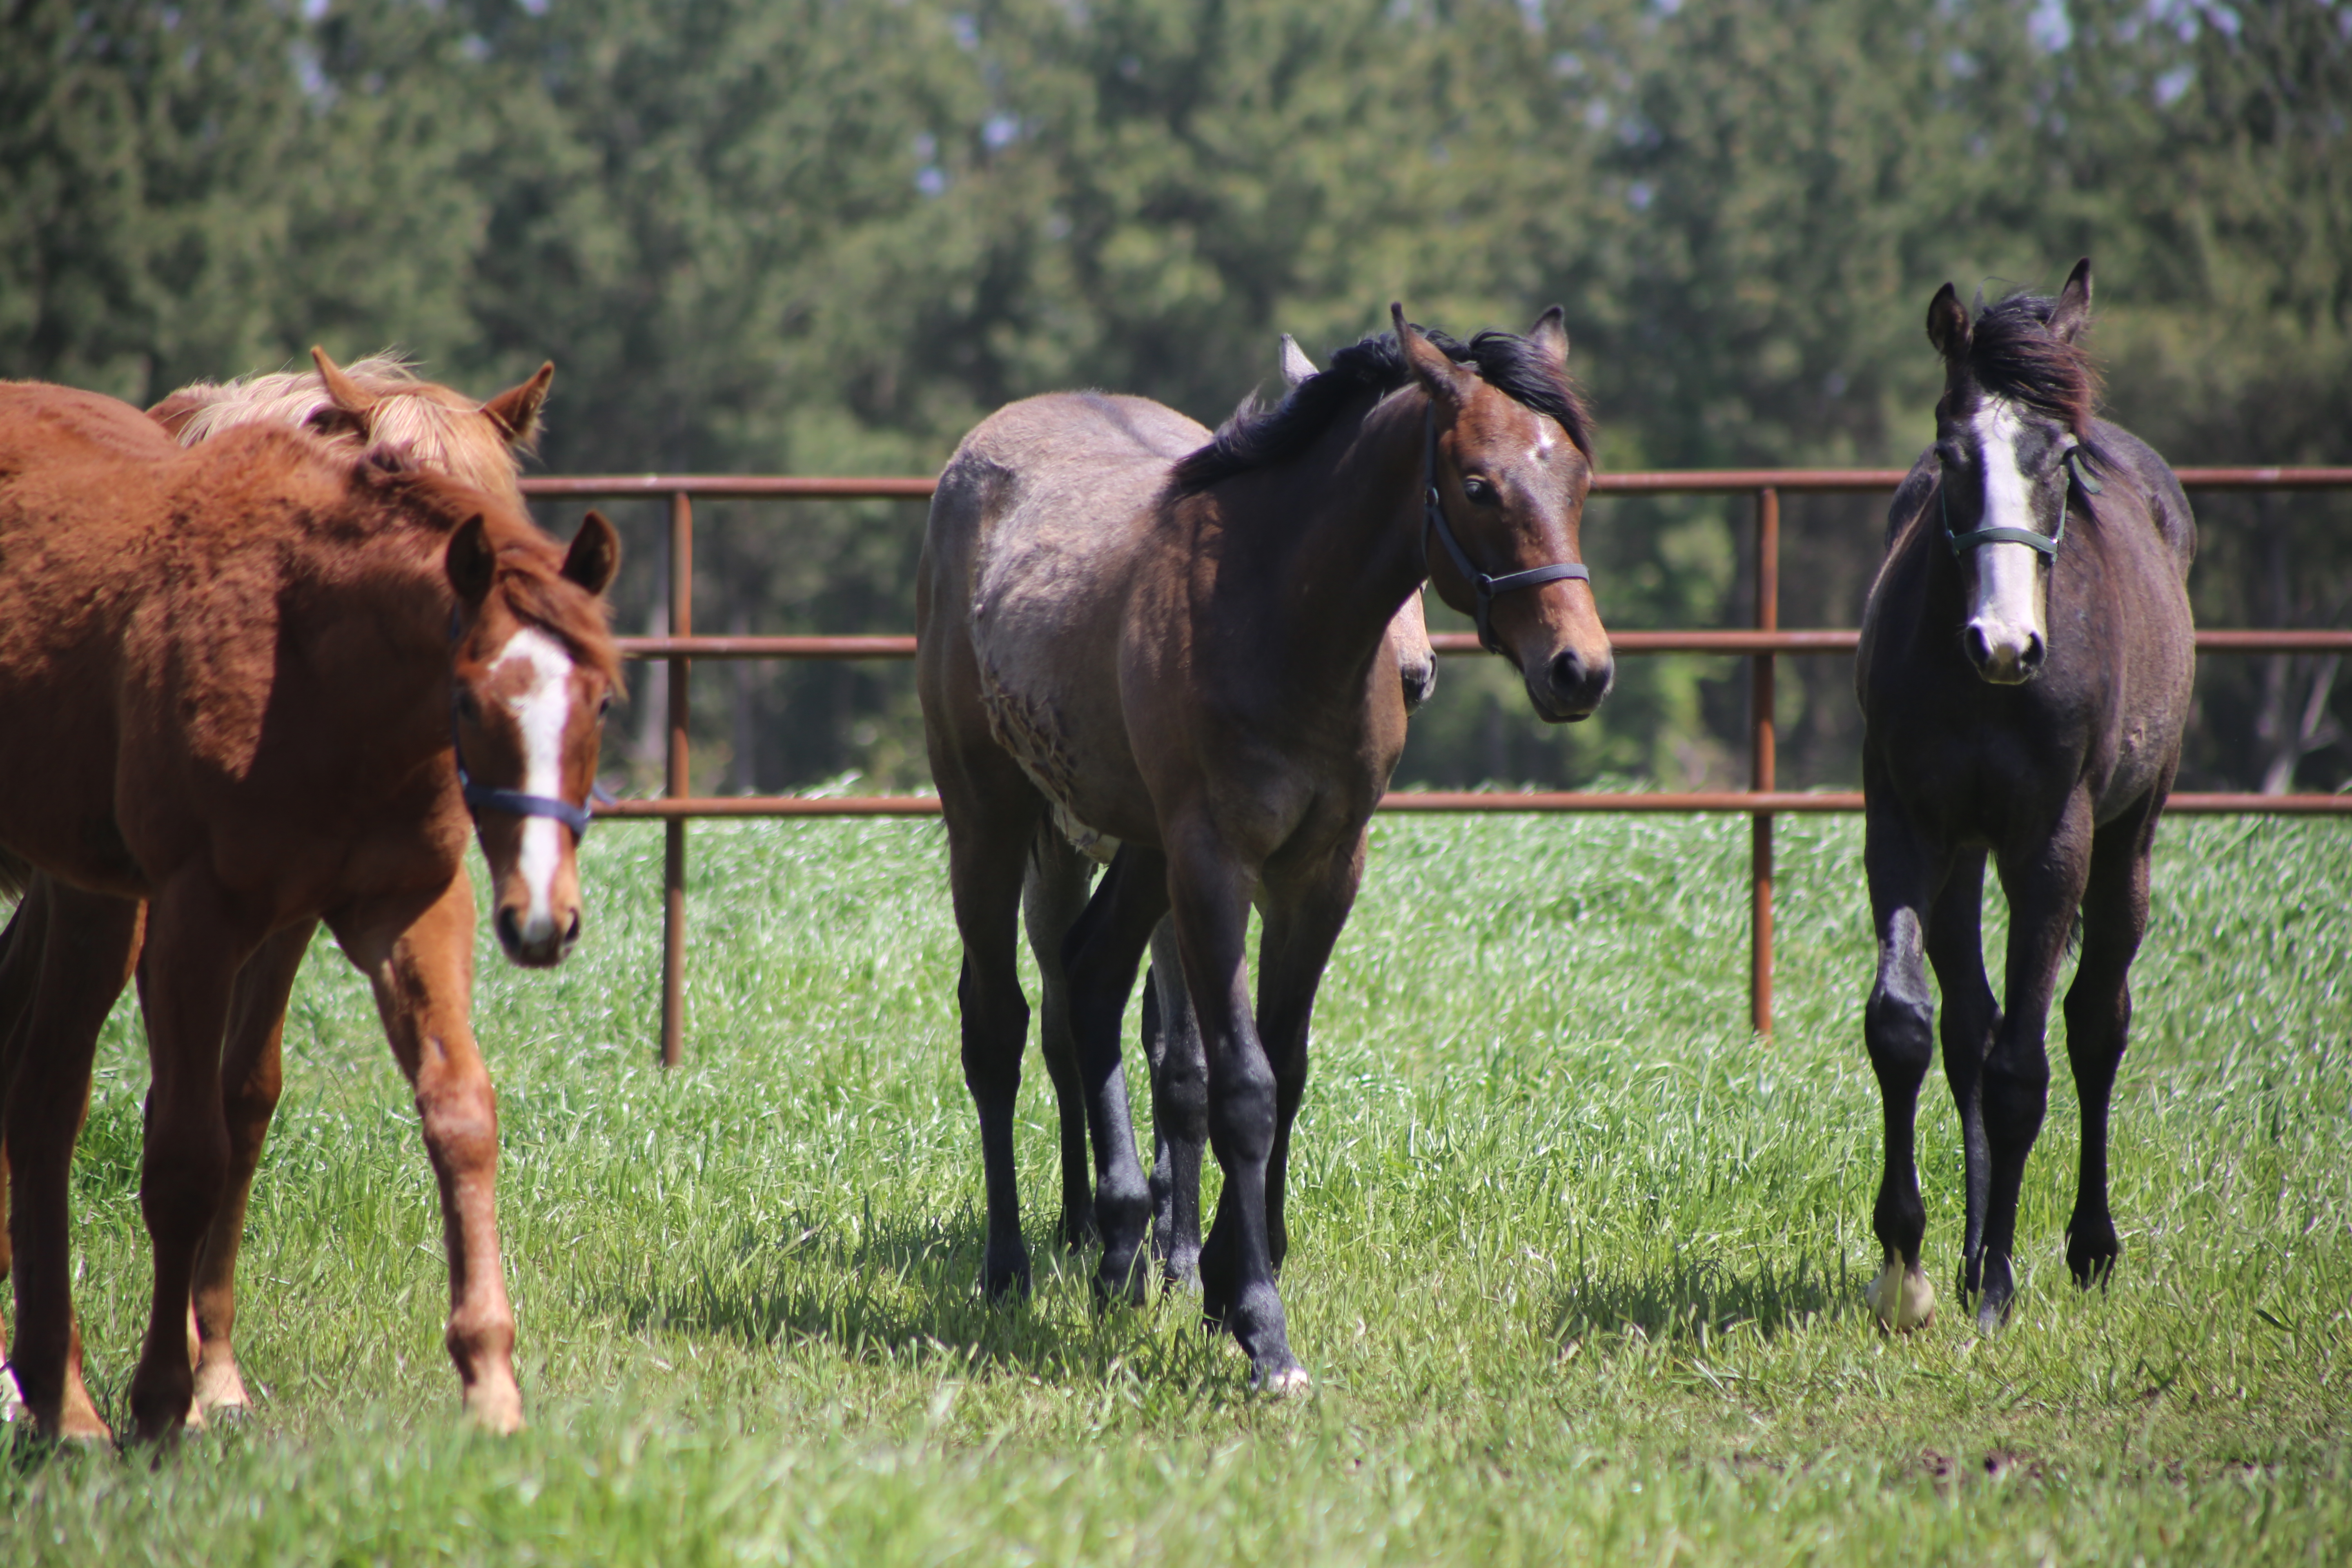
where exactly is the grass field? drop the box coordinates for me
[3,808,2348,1564]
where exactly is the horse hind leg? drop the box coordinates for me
[2061,797,2161,1291]
[1860,797,1944,1332]
[1022,831,1099,1254]
[1059,846,1167,1307]
[1143,918,1206,1289]
[1924,851,2001,1305]
[184,920,310,1420]
[5,879,144,1442]
[940,769,1049,1301]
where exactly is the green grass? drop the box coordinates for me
[5,810,2349,1564]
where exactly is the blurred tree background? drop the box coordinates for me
[5,0,2346,794]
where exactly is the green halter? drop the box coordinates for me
[1942,443,2102,559]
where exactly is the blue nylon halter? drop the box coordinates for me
[1420,405,1592,654]
[1942,443,2101,559]
[448,612,599,840]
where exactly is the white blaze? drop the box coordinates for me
[492,626,576,937]
[1965,399,2045,678]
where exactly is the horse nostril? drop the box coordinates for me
[1964,625,1993,668]
[2021,632,2046,670]
[564,909,582,947]
[1548,650,1584,701]
[494,906,523,953]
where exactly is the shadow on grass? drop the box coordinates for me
[595,1208,1229,1387]
[1550,1249,1854,1344]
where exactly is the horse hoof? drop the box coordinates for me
[1864,1261,1937,1333]
[1251,1361,1311,1396]
[463,1383,526,1435]
[0,1367,24,1427]
[193,1359,253,1420]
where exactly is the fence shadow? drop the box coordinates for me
[1548,1248,1854,1345]
[595,1208,1226,1386]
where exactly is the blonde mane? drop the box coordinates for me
[158,352,537,509]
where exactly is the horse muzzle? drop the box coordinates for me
[1964,620,2046,686]
[495,902,582,968]
[1527,645,1614,722]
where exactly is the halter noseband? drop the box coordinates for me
[1942,443,2101,559]
[1420,405,1591,654]
[448,612,598,840]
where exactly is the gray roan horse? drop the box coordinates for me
[1858,260,2194,1334]
[918,306,1610,1388]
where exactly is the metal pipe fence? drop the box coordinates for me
[519,467,2352,1065]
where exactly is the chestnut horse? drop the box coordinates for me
[0,347,558,1430]
[1858,260,2194,1334]
[919,306,1610,1388]
[0,383,619,1441]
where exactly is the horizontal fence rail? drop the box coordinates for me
[519,468,2352,1063]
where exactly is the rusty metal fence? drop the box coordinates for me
[518,468,2352,1065]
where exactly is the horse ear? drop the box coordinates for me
[2048,257,2093,344]
[562,509,621,596]
[1925,284,1970,364]
[1278,333,1317,388]
[310,346,378,425]
[1392,303,1474,407]
[445,515,497,608]
[481,362,555,448]
[1527,305,1571,372]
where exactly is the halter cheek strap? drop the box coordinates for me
[448,612,600,841]
[1420,407,1592,655]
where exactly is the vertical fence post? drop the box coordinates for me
[1750,487,1779,1038]
[661,490,693,1068]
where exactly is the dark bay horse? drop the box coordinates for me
[1857,260,2194,1334]
[0,347,560,1430]
[919,306,1610,1388]
[0,383,619,1441]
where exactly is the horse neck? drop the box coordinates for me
[1253,389,1430,674]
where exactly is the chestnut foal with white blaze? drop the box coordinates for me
[0,346,565,1429]
[0,383,619,1441]
[920,307,1610,1388]
[1858,260,2194,1334]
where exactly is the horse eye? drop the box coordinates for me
[455,690,481,726]
[596,693,613,719]
[1462,476,1499,505]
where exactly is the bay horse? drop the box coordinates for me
[1857,259,2194,1334]
[0,383,619,1441]
[0,347,558,1430]
[919,305,1609,1388]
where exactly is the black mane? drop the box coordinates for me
[1964,292,2102,437]
[1172,323,1595,494]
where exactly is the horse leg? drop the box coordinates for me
[127,878,254,1443]
[1060,846,1167,1305]
[1143,919,1206,1288]
[1254,841,1363,1275]
[2061,793,2162,1290]
[185,920,310,1419]
[3,880,140,1441]
[329,874,521,1431]
[1861,790,1947,1332]
[0,890,33,1422]
[1975,800,2095,1330]
[1924,851,2001,1304]
[1167,829,1303,1391]
[940,773,1047,1301]
[1022,833,1099,1253]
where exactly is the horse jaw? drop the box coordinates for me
[1962,400,2049,685]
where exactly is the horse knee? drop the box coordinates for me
[139,1116,230,1240]
[1864,982,1935,1088]
[1207,1052,1277,1164]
